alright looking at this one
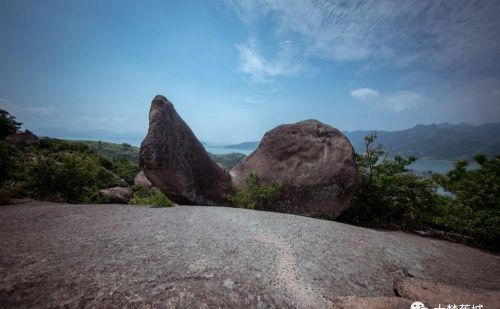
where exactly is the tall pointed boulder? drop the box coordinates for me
[140,95,232,205]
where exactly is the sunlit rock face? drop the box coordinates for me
[231,119,358,218]
[140,95,358,218]
[140,95,233,205]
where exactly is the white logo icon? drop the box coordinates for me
[411,302,428,309]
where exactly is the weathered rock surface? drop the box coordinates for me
[231,119,358,218]
[99,187,132,204]
[1,202,499,308]
[331,296,413,309]
[139,95,358,217]
[133,171,152,188]
[394,277,500,308]
[140,95,232,205]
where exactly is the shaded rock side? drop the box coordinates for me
[231,119,358,218]
[140,95,232,205]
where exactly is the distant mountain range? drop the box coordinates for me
[30,122,500,160]
[344,122,500,160]
[223,122,500,160]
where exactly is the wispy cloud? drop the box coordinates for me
[350,89,426,112]
[378,91,427,112]
[235,37,300,83]
[22,106,58,117]
[227,0,500,70]
[350,88,379,101]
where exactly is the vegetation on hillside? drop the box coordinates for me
[338,133,500,250]
[78,140,140,162]
[0,110,139,204]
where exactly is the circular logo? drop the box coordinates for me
[411,302,428,309]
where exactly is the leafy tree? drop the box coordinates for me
[0,109,21,139]
[432,155,500,249]
[338,133,438,230]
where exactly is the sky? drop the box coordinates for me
[1,0,500,144]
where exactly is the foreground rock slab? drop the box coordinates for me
[1,202,499,308]
[331,296,413,309]
[140,95,232,205]
[394,277,500,308]
[231,119,358,218]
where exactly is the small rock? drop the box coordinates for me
[133,171,152,188]
[223,278,234,290]
[99,187,133,204]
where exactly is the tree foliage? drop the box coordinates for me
[228,172,282,210]
[339,133,500,250]
[339,132,438,230]
[0,109,21,139]
[431,155,500,249]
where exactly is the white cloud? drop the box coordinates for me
[350,88,379,101]
[235,38,300,83]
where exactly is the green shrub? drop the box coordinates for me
[431,155,500,250]
[0,140,24,183]
[25,151,119,203]
[0,181,20,205]
[129,187,173,207]
[111,158,140,185]
[228,172,281,210]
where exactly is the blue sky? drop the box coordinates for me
[1,0,499,144]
